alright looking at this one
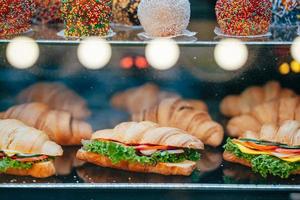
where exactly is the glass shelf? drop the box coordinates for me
[0,20,298,46]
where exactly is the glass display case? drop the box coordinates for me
[0,0,300,199]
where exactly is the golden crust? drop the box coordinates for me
[0,119,63,156]
[76,149,196,176]
[92,121,204,149]
[223,151,300,175]
[0,103,92,146]
[132,98,223,147]
[17,82,90,119]
[5,161,56,178]
[220,81,297,117]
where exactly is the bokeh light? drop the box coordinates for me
[77,37,111,69]
[145,38,180,70]
[291,37,300,63]
[214,38,248,71]
[6,37,39,69]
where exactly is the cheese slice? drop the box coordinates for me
[233,141,300,163]
[281,156,300,162]
[0,149,21,157]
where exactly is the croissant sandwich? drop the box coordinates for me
[111,83,207,114]
[0,119,63,178]
[17,82,91,119]
[223,120,300,178]
[132,98,223,147]
[220,81,296,117]
[0,103,93,146]
[76,121,204,176]
[227,97,300,137]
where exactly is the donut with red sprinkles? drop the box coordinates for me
[33,0,62,24]
[215,0,272,36]
[0,0,35,36]
[61,0,112,37]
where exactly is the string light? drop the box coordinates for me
[214,38,248,71]
[6,37,39,69]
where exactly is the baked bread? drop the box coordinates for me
[0,119,63,178]
[0,103,93,146]
[220,81,296,117]
[77,121,203,176]
[224,120,300,178]
[227,97,300,137]
[111,83,207,113]
[17,82,90,119]
[132,98,223,147]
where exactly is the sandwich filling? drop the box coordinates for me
[0,150,51,173]
[224,138,300,178]
[82,140,201,165]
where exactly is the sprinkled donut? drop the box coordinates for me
[61,0,112,37]
[0,0,35,36]
[215,0,272,36]
[112,0,141,26]
[138,0,191,37]
[33,0,62,24]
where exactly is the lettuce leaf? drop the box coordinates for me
[83,140,201,165]
[224,138,300,178]
[0,157,33,172]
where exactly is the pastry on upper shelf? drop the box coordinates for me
[132,98,224,147]
[227,97,300,137]
[224,120,300,178]
[112,0,141,26]
[215,0,272,36]
[137,0,191,37]
[61,0,112,37]
[0,103,93,146]
[0,0,35,36]
[77,121,203,176]
[111,83,207,114]
[32,0,62,24]
[220,81,296,117]
[0,119,63,178]
[17,82,91,119]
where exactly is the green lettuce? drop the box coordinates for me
[83,140,200,165]
[224,138,300,178]
[0,157,33,172]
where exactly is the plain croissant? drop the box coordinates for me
[17,82,91,119]
[92,121,204,150]
[241,120,300,146]
[132,98,224,147]
[227,97,300,137]
[111,83,208,113]
[0,103,93,146]
[0,119,63,156]
[220,81,296,117]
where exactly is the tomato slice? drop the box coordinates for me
[275,148,300,154]
[244,142,278,151]
[14,155,48,162]
[134,145,169,150]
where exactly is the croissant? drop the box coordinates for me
[227,97,300,137]
[220,81,296,117]
[92,121,204,149]
[240,120,300,146]
[132,98,224,147]
[0,103,93,146]
[111,83,207,114]
[0,119,63,156]
[17,82,91,119]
